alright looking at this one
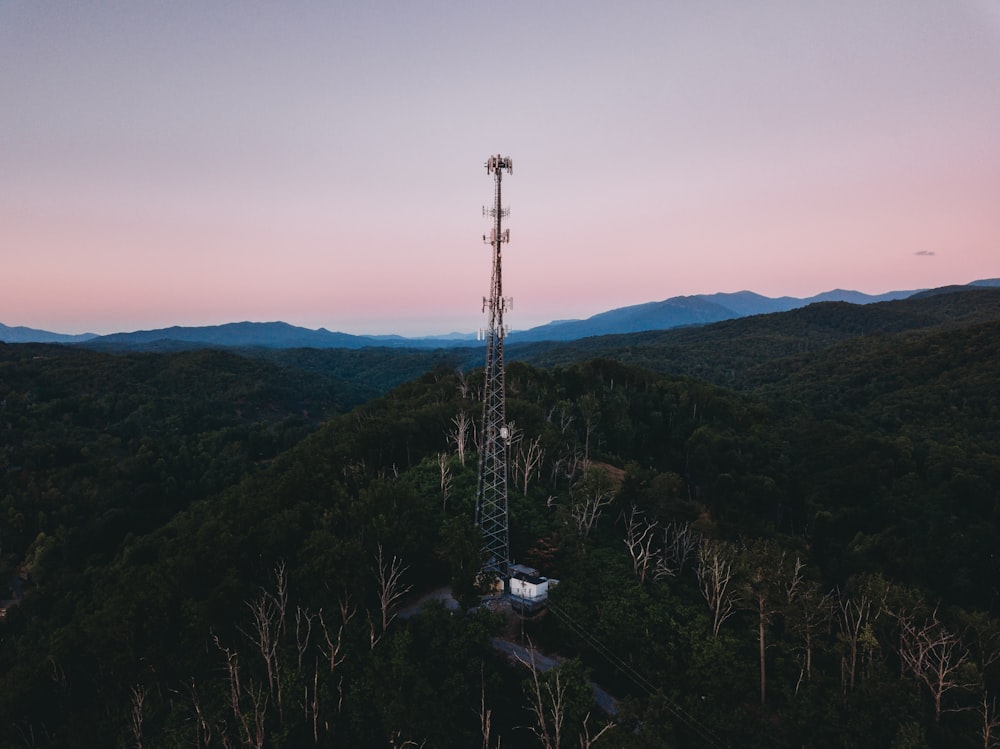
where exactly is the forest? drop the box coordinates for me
[1,287,999,748]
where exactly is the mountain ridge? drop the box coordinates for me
[0,322,97,344]
[3,279,997,349]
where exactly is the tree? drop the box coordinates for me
[437,517,483,609]
[979,691,1000,749]
[835,586,883,694]
[896,609,975,724]
[696,538,739,639]
[519,649,608,749]
[242,562,289,722]
[623,506,659,583]
[738,539,796,706]
[438,452,453,511]
[568,468,617,546]
[523,646,566,749]
[547,400,575,437]
[213,635,269,749]
[479,668,500,749]
[370,544,412,649]
[128,684,146,749]
[449,411,473,467]
[514,434,545,497]
[659,521,697,579]
[785,577,833,692]
[578,394,601,463]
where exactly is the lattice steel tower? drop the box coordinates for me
[475,154,513,585]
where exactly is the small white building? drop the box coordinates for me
[509,564,549,613]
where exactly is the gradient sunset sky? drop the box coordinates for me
[3,1,999,336]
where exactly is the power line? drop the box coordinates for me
[547,602,730,749]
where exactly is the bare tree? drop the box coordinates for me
[244,681,268,749]
[448,411,472,466]
[214,635,269,749]
[696,539,739,639]
[568,469,616,545]
[566,452,588,485]
[623,507,659,583]
[370,545,412,649]
[520,646,566,749]
[294,605,316,672]
[578,394,599,462]
[479,667,501,749]
[551,450,588,489]
[519,646,613,749]
[979,691,1000,749]
[514,434,545,496]
[307,657,320,745]
[660,521,697,578]
[189,678,213,749]
[319,592,356,673]
[835,589,881,694]
[438,452,453,511]
[243,563,289,722]
[504,420,524,462]
[897,609,975,723]
[578,712,615,749]
[456,369,472,399]
[471,415,484,456]
[128,684,146,749]
[966,617,1000,748]
[547,401,575,437]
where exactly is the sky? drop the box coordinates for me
[2,1,999,336]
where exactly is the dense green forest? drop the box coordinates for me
[2,288,999,747]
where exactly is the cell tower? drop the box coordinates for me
[475,153,513,586]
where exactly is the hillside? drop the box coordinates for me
[1,289,999,747]
[512,285,1000,389]
[0,344,362,582]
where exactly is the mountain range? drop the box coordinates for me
[3,279,998,350]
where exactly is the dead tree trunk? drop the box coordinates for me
[449,411,472,467]
[980,691,1000,749]
[515,435,545,496]
[835,590,873,694]
[438,452,453,511]
[129,684,146,749]
[696,540,739,639]
[623,507,658,583]
[520,646,565,749]
[370,545,412,649]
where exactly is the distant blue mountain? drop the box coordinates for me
[514,296,740,342]
[85,322,393,350]
[0,323,97,344]
[3,280,995,349]
[77,321,478,351]
[510,287,920,342]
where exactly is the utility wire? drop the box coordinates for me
[547,602,730,749]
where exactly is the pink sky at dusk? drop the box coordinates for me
[2,1,999,336]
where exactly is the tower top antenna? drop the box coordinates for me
[485,154,513,174]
